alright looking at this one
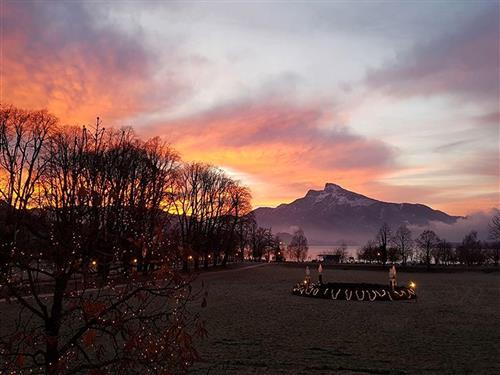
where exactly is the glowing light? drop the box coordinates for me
[91,260,97,266]
[409,281,416,289]
[188,255,193,261]
[133,258,138,264]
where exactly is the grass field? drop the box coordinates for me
[190,263,500,374]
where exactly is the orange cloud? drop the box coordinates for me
[140,98,498,215]
[142,99,397,207]
[1,2,182,125]
[1,2,496,217]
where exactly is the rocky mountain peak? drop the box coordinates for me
[324,182,344,192]
[253,183,459,243]
[306,183,376,207]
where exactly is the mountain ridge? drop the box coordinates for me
[253,183,459,244]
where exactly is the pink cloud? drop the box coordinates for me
[365,8,499,105]
[1,2,184,125]
[142,99,398,206]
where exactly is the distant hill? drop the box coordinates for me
[253,183,459,244]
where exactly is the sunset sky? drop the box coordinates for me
[1,0,499,215]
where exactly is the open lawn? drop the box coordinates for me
[191,263,500,374]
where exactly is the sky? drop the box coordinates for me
[1,0,499,216]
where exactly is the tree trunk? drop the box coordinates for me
[46,276,67,373]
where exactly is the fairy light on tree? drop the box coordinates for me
[0,106,210,373]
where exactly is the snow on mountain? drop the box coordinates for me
[309,183,377,207]
[253,183,459,244]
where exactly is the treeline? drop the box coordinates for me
[247,228,309,263]
[0,105,274,373]
[0,105,279,276]
[358,222,500,268]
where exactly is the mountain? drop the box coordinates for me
[253,183,459,244]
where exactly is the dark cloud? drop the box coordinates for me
[433,140,472,153]
[146,98,396,171]
[365,6,500,105]
[1,1,183,123]
[140,97,398,208]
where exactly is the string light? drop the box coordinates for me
[0,114,247,373]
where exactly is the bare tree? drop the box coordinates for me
[416,229,438,270]
[434,238,454,265]
[376,222,391,265]
[391,225,413,266]
[488,215,500,265]
[0,105,56,211]
[248,221,273,261]
[0,108,203,373]
[387,246,401,263]
[357,240,378,263]
[485,241,500,266]
[334,242,347,263]
[456,231,485,266]
[235,213,255,262]
[172,162,204,271]
[219,183,252,266]
[0,106,56,273]
[489,214,500,241]
[288,228,308,262]
[172,163,251,270]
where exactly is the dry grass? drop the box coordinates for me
[191,263,500,374]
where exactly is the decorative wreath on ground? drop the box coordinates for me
[292,282,417,302]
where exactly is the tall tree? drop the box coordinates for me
[334,242,348,263]
[434,238,454,265]
[220,183,252,265]
[416,229,439,270]
[0,105,56,211]
[0,106,56,272]
[172,163,251,270]
[489,214,500,241]
[457,231,484,265]
[0,108,203,373]
[391,225,413,266]
[235,213,255,262]
[357,240,378,263]
[288,228,308,262]
[488,215,500,265]
[376,222,391,265]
